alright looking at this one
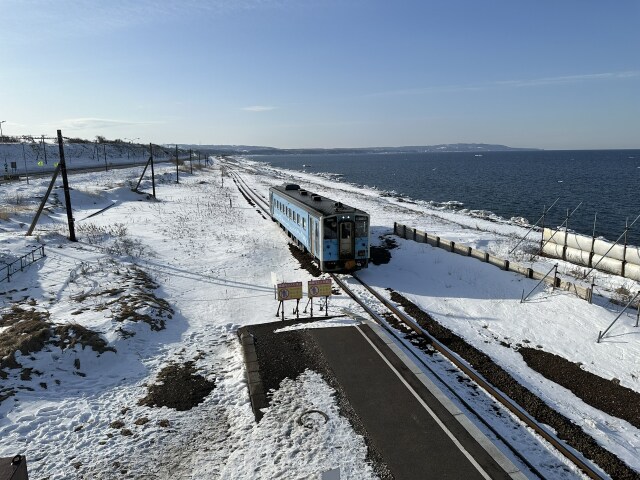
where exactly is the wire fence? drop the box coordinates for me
[1,134,184,179]
[1,245,46,283]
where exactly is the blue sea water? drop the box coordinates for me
[250,150,640,245]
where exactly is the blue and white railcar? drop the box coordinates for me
[269,184,370,272]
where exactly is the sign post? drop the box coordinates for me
[276,282,303,320]
[307,278,332,317]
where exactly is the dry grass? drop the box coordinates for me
[0,261,175,405]
[56,323,116,355]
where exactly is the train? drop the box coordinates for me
[269,183,370,272]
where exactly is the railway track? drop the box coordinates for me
[225,162,609,480]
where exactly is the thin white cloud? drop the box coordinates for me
[243,106,277,112]
[1,0,293,40]
[54,118,161,130]
[366,70,640,98]
[496,71,640,88]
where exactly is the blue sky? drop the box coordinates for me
[1,0,638,149]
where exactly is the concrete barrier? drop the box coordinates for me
[393,222,597,307]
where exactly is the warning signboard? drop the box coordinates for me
[277,282,303,301]
[308,279,332,298]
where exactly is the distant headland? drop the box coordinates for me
[178,143,541,155]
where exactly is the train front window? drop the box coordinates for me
[355,216,368,237]
[323,218,337,239]
[341,223,352,239]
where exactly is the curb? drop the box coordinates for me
[238,327,268,421]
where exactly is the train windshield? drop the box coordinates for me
[355,216,368,237]
[323,218,338,239]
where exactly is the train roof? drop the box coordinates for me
[270,184,368,217]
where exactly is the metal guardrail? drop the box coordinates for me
[1,246,45,283]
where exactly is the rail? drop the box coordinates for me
[227,163,608,479]
[1,245,46,283]
[338,273,605,480]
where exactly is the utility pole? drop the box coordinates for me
[22,143,29,184]
[189,148,193,174]
[150,144,156,198]
[0,120,5,142]
[103,144,108,171]
[175,144,179,183]
[57,130,76,241]
[42,135,48,164]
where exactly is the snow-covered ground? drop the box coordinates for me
[0,156,639,479]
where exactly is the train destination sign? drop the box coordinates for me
[277,281,303,301]
[308,279,332,298]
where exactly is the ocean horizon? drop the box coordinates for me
[249,149,640,246]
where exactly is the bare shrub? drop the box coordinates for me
[107,237,150,259]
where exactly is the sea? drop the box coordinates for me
[249,150,640,246]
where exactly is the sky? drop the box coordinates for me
[1,0,639,149]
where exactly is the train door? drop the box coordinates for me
[339,222,354,258]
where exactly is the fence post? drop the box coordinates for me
[450,241,455,252]
[589,212,597,267]
[436,237,440,248]
[483,252,489,262]
[621,218,628,278]
[403,225,407,238]
[540,204,546,252]
[562,209,569,261]
[504,260,510,271]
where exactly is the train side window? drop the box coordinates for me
[302,218,306,229]
[323,218,337,239]
[297,213,300,225]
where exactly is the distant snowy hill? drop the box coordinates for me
[178,143,540,155]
